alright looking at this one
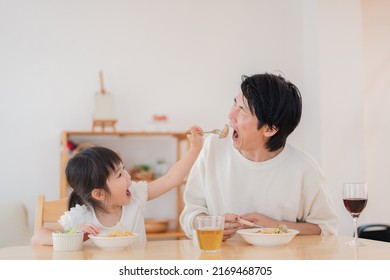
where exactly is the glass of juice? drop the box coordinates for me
[195,216,224,253]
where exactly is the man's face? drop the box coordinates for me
[228,93,264,153]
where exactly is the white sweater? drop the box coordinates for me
[180,134,338,237]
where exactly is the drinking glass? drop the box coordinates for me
[195,216,224,253]
[342,183,368,247]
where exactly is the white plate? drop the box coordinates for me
[88,233,138,250]
[237,228,299,247]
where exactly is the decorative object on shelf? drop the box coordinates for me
[92,70,117,132]
[129,164,154,181]
[66,140,96,156]
[151,114,168,132]
[66,141,95,155]
[70,142,95,156]
[66,141,77,154]
[145,219,170,233]
[155,158,168,178]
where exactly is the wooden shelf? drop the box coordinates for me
[62,130,188,140]
[60,130,189,240]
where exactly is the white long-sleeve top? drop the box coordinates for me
[180,134,338,237]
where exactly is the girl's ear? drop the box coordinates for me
[91,188,105,201]
[264,125,278,137]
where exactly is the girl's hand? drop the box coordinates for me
[80,224,100,241]
[186,125,204,150]
[80,224,100,238]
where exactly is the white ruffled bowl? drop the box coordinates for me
[52,232,84,251]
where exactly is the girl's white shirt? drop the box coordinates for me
[59,181,148,242]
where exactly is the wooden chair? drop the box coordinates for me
[34,195,68,232]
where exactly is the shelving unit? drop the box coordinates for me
[60,131,189,239]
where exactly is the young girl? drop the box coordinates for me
[31,126,203,245]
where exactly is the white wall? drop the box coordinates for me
[317,0,366,236]
[1,0,386,237]
[362,0,390,226]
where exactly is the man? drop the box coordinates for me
[180,73,338,240]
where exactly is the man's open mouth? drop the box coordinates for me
[233,129,239,141]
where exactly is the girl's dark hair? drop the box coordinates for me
[65,146,122,213]
[241,73,302,151]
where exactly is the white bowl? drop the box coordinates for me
[52,232,84,251]
[237,228,299,246]
[88,233,138,250]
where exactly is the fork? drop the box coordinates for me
[186,124,229,139]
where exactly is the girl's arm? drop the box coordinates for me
[31,223,100,245]
[31,223,63,246]
[147,126,203,200]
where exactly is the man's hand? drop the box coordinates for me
[223,213,242,241]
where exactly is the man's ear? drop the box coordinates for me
[91,188,105,201]
[264,125,278,137]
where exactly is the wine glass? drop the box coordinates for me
[342,183,368,247]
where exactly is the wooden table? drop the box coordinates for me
[1,235,390,260]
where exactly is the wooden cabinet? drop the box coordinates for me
[60,131,189,239]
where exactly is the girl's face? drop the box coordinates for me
[106,163,132,206]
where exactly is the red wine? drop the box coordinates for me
[343,198,367,216]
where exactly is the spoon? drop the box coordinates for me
[186,124,229,139]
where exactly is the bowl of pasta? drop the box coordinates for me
[237,227,299,247]
[88,230,138,250]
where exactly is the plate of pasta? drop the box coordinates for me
[88,230,138,250]
[237,227,299,247]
